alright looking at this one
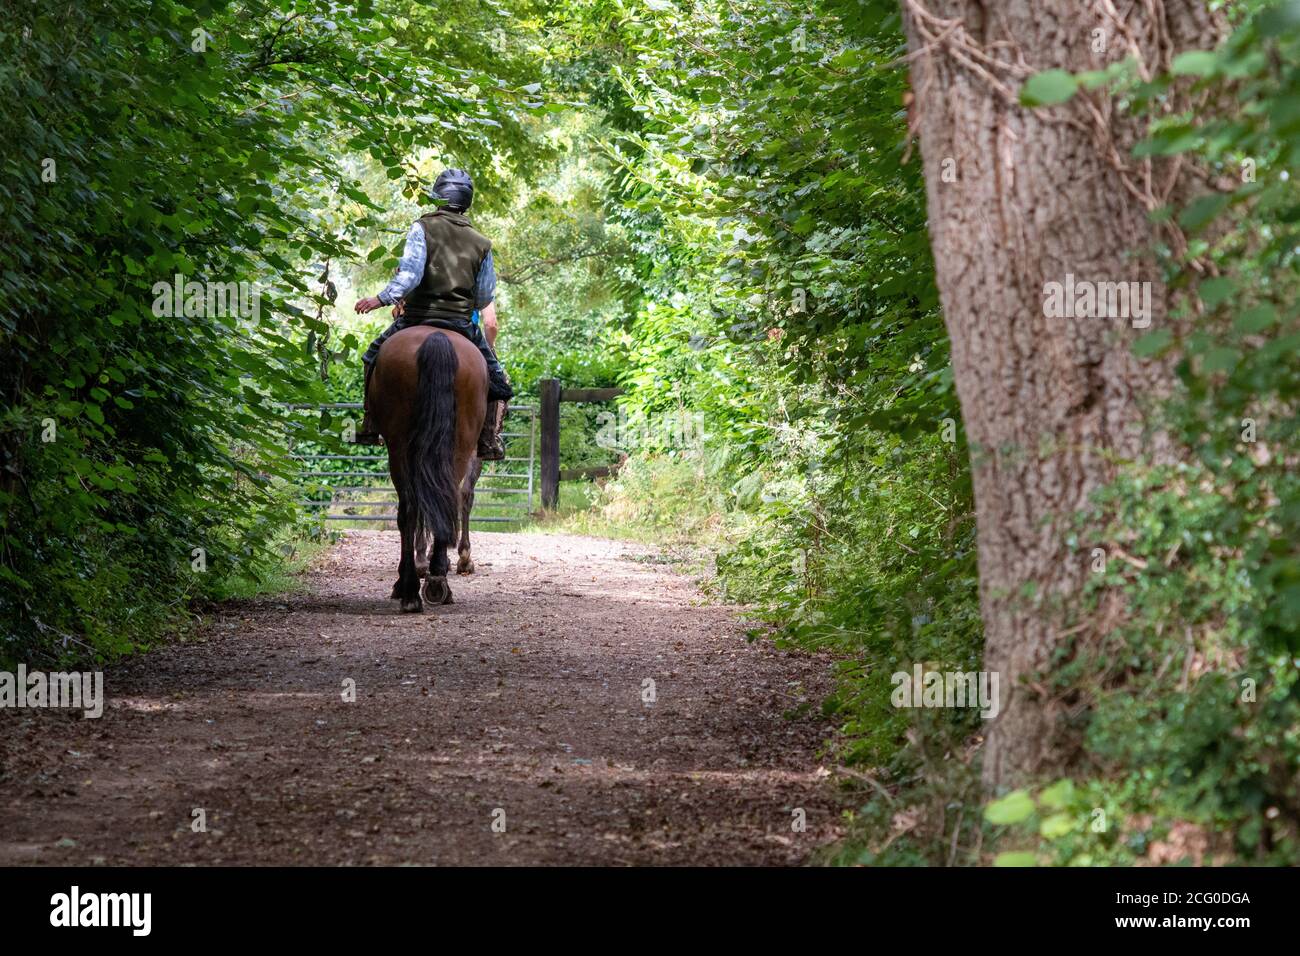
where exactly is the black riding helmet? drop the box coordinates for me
[431,168,474,212]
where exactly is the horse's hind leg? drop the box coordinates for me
[422,533,453,605]
[414,529,430,580]
[457,458,482,575]
[395,494,423,613]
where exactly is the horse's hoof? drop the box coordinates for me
[423,576,453,605]
[400,597,423,613]
[415,564,429,579]
[456,554,475,575]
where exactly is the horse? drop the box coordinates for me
[368,325,486,612]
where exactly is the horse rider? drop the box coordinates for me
[352,168,513,459]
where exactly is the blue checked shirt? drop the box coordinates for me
[376,221,496,315]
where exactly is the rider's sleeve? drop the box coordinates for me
[473,249,496,309]
[376,223,427,305]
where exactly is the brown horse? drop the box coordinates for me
[368,326,486,612]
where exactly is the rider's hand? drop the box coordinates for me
[391,300,406,319]
[354,296,383,314]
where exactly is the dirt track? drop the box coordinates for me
[0,531,845,865]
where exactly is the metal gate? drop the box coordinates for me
[289,402,536,525]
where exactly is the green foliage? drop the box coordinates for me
[983,0,1300,866]
[536,452,727,548]
[1020,70,1079,106]
[1149,5,1300,660]
[538,0,981,865]
[10,0,1295,869]
[0,0,546,664]
[551,0,980,834]
[1119,0,1300,862]
[553,0,1300,867]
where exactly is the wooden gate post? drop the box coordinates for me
[539,378,561,509]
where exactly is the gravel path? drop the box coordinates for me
[0,531,844,865]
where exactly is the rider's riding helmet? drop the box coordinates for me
[431,168,474,212]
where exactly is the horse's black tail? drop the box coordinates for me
[406,333,459,546]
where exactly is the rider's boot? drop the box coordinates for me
[485,357,514,402]
[477,399,507,461]
[355,362,382,445]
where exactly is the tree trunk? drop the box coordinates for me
[900,0,1224,789]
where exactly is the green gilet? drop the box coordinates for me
[402,209,492,322]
